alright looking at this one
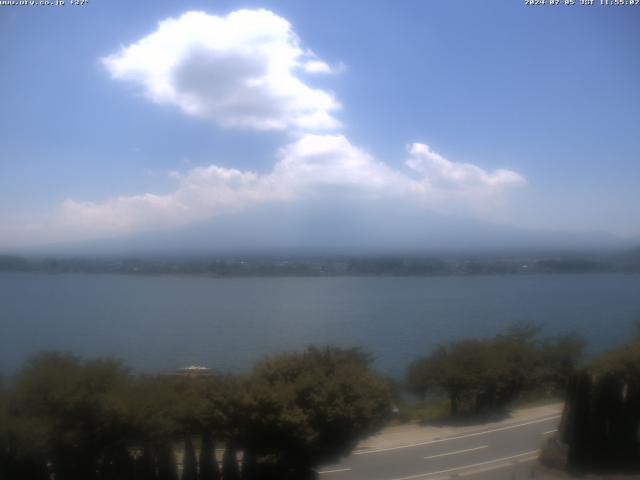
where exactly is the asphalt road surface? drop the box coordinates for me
[317,414,561,480]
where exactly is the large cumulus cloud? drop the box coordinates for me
[59,135,524,237]
[102,10,340,131]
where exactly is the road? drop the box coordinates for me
[317,413,561,480]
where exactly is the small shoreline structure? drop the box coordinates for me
[162,365,217,377]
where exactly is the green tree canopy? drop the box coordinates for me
[11,352,132,480]
[241,346,391,476]
[407,325,584,416]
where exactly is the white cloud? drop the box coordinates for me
[60,166,268,236]
[102,10,341,131]
[406,143,525,189]
[54,135,525,238]
[303,60,333,74]
[272,134,408,196]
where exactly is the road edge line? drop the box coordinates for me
[355,415,560,455]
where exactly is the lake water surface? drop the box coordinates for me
[1,273,639,377]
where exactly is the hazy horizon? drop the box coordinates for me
[3,203,638,258]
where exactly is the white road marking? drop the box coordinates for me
[388,450,540,480]
[318,467,352,474]
[458,453,538,476]
[355,415,560,455]
[423,445,488,460]
[542,429,557,435]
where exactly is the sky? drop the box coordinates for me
[0,0,639,252]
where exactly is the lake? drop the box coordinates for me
[1,273,639,377]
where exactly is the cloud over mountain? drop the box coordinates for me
[406,143,525,189]
[59,135,524,238]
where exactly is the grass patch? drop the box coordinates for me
[392,389,563,426]
[392,398,450,425]
[509,389,564,410]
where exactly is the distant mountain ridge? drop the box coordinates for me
[7,201,636,258]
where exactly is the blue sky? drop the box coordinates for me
[1,0,639,250]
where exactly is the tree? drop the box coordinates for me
[181,435,197,480]
[133,445,156,480]
[537,333,585,393]
[560,339,640,473]
[156,443,178,480]
[563,370,593,470]
[406,357,432,402]
[2,347,390,480]
[407,340,496,415]
[406,325,570,416]
[221,444,240,480]
[12,352,131,480]
[241,448,258,480]
[0,391,50,480]
[199,431,220,480]
[241,346,391,476]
